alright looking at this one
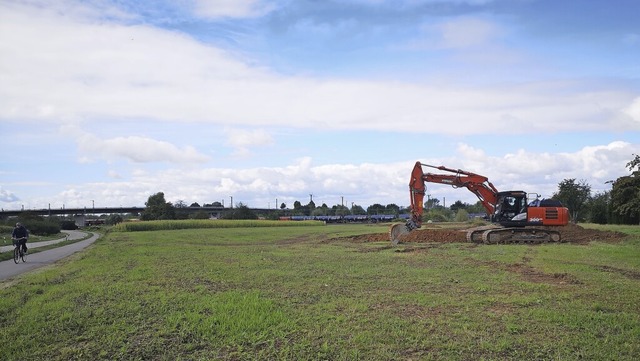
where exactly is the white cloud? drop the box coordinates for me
[4,141,632,211]
[224,128,275,156]
[107,170,122,179]
[76,132,210,164]
[436,17,499,49]
[1,2,638,137]
[453,141,637,197]
[0,187,20,203]
[1,1,638,213]
[191,0,275,19]
[623,96,640,123]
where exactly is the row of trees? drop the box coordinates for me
[553,154,640,224]
[140,191,409,221]
[139,155,639,225]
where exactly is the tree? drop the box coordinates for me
[610,154,640,224]
[553,179,591,223]
[311,208,326,216]
[332,205,350,216]
[385,203,400,215]
[425,197,440,210]
[280,202,287,210]
[351,204,366,215]
[588,191,611,224]
[425,207,453,222]
[190,202,201,207]
[222,202,258,220]
[367,203,385,215]
[468,201,487,214]
[106,214,123,225]
[449,200,469,213]
[141,192,176,220]
[174,200,191,219]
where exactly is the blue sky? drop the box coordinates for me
[1,0,639,211]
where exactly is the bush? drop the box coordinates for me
[189,211,211,220]
[60,220,78,230]
[222,203,258,220]
[2,216,61,236]
[23,220,60,236]
[106,214,124,225]
[424,207,453,222]
[0,225,13,236]
[455,209,470,222]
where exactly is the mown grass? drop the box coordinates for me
[1,223,639,360]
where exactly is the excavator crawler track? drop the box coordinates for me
[480,227,561,245]
[466,225,500,242]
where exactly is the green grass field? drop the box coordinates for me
[1,222,639,360]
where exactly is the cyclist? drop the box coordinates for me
[12,222,29,254]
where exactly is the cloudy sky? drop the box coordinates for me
[1,0,639,212]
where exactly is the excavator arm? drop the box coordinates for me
[407,162,499,230]
[390,161,500,244]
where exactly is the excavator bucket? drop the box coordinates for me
[389,223,410,245]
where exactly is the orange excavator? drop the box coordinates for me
[389,161,570,244]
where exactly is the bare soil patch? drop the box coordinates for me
[343,223,627,244]
[594,265,640,280]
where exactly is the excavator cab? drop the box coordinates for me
[492,191,527,225]
[493,191,569,227]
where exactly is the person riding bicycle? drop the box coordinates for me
[12,222,29,254]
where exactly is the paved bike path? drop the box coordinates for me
[0,230,88,253]
[0,231,100,281]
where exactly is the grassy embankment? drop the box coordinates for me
[1,220,638,360]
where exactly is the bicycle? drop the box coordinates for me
[13,237,27,264]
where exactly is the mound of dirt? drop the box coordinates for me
[343,227,467,243]
[550,223,627,244]
[345,224,627,244]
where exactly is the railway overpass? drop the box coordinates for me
[0,206,280,226]
[0,206,145,217]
